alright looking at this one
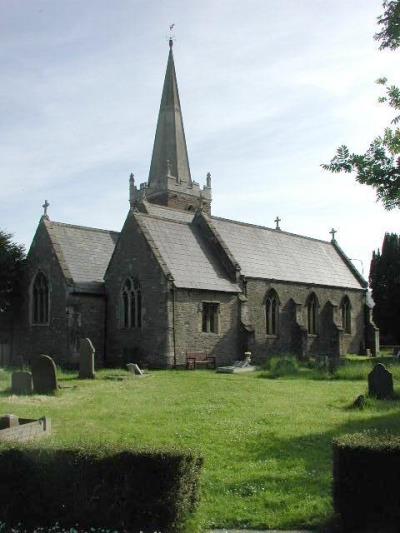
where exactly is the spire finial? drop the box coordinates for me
[330,228,337,242]
[206,172,211,188]
[274,216,281,230]
[129,173,135,207]
[168,23,175,48]
[42,200,50,219]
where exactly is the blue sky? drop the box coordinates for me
[1,0,399,278]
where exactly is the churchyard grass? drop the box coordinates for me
[1,366,400,530]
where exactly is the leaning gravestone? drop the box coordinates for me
[31,355,58,394]
[126,363,143,376]
[368,363,394,399]
[11,371,33,395]
[79,338,96,379]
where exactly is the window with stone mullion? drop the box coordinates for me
[266,291,279,335]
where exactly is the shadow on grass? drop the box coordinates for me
[230,409,400,531]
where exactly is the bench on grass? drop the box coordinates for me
[185,352,216,370]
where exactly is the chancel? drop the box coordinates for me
[13,41,380,367]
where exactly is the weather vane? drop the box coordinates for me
[168,23,176,48]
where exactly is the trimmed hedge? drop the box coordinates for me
[0,442,203,532]
[333,432,400,531]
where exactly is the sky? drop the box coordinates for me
[1,0,399,280]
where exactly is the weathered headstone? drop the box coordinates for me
[79,338,96,379]
[0,414,19,430]
[368,363,394,399]
[31,355,58,394]
[11,371,33,395]
[126,363,143,376]
[352,394,366,410]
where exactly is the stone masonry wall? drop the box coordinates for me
[105,212,172,368]
[173,289,240,366]
[67,293,106,367]
[244,278,366,364]
[16,220,70,365]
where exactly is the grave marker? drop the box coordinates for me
[368,363,393,399]
[11,371,33,395]
[79,338,96,379]
[31,355,58,394]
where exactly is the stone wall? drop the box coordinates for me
[66,293,106,366]
[105,213,173,368]
[173,289,240,366]
[16,220,70,364]
[243,278,366,363]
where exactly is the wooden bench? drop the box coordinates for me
[185,352,216,370]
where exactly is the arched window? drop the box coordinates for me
[307,293,318,335]
[341,296,351,334]
[121,278,142,328]
[32,272,49,324]
[265,289,279,335]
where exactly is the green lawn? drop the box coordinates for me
[1,366,400,530]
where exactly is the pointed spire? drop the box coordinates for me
[148,42,191,186]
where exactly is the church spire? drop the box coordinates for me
[148,40,192,186]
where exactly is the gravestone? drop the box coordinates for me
[31,355,58,394]
[368,363,394,399]
[126,363,143,376]
[0,414,19,430]
[11,371,33,395]
[79,338,96,379]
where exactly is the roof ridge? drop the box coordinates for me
[211,215,332,245]
[136,211,191,226]
[48,220,120,235]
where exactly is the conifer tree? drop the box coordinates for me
[369,233,400,343]
[0,230,25,314]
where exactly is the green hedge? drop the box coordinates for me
[333,432,400,531]
[0,443,203,532]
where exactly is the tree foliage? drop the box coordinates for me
[369,233,400,343]
[0,230,25,314]
[322,0,400,209]
[375,0,400,50]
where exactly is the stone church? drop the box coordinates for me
[13,41,379,368]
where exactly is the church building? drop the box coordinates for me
[14,41,379,368]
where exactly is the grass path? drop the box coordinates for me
[1,368,400,529]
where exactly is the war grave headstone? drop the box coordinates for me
[217,351,256,374]
[31,354,58,394]
[11,371,33,395]
[368,363,394,399]
[79,338,96,379]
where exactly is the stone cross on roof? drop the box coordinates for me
[330,228,337,242]
[42,200,50,218]
[274,216,281,230]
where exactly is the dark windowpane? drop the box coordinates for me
[137,290,142,327]
[32,273,49,324]
[123,292,129,328]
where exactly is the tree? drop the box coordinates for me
[322,0,400,210]
[369,233,400,343]
[0,230,25,314]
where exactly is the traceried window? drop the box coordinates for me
[32,272,49,324]
[306,293,318,335]
[202,302,219,333]
[265,289,279,335]
[341,296,351,334]
[121,278,142,328]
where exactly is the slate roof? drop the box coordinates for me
[45,220,119,292]
[136,213,240,292]
[211,217,364,289]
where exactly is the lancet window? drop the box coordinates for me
[307,293,318,335]
[341,296,351,334]
[121,278,142,328]
[32,272,49,324]
[265,289,279,335]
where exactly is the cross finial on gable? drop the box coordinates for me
[42,200,50,219]
[274,216,281,230]
[330,228,337,241]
